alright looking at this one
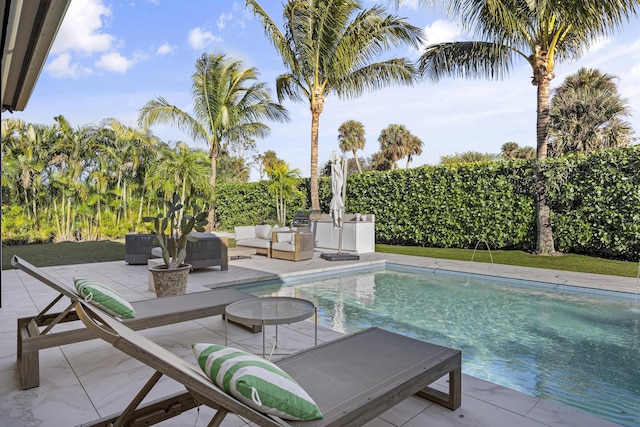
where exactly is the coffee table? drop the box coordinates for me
[224,297,317,358]
[228,247,256,260]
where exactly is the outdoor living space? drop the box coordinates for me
[1,252,635,427]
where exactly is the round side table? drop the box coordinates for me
[224,297,317,358]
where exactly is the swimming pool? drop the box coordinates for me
[240,265,640,427]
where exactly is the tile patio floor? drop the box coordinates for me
[1,250,636,426]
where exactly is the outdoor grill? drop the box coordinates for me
[292,209,312,228]
[292,209,324,232]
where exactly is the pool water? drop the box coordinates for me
[241,267,640,427]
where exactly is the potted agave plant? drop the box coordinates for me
[143,193,208,297]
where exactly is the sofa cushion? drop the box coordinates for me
[255,224,273,240]
[276,233,295,244]
[272,241,295,252]
[236,238,272,249]
[235,226,256,241]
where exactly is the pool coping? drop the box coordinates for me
[206,252,640,297]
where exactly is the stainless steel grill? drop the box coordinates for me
[292,210,311,227]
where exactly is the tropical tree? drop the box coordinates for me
[138,52,289,228]
[405,134,424,168]
[378,124,418,170]
[217,151,251,183]
[440,151,498,164]
[501,142,519,159]
[368,151,396,171]
[266,162,303,226]
[247,0,423,211]
[501,142,536,159]
[549,67,634,156]
[338,120,366,173]
[415,0,639,255]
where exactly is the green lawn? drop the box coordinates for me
[376,244,638,278]
[2,240,637,278]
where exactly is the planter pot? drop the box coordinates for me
[149,264,191,297]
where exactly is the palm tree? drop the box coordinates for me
[138,52,289,228]
[338,120,366,173]
[266,162,303,226]
[378,124,411,170]
[416,0,639,255]
[501,142,519,159]
[247,0,423,211]
[405,134,424,168]
[549,67,633,156]
[501,142,536,159]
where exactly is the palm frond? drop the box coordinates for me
[137,97,208,145]
[335,58,416,98]
[418,41,517,82]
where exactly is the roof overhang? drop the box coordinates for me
[1,0,71,112]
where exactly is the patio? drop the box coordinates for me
[1,251,634,426]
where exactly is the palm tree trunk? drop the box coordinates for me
[310,96,324,211]
[534,74,556,255]
[207,153,218,232]
[352,150,362,173]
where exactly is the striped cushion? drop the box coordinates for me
[74,278,136,319]
[192,343,322,421]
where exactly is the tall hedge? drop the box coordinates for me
[547,146,640,259]
[346,161,536,249]
[215,146,639,260]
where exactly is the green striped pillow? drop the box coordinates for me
[192,343,322,421]
[74,278,136,319]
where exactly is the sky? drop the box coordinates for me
[8,0,640,181]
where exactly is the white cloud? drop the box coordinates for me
[423,20,463,45]
[585,36,613,54]
[45,53,91,78]
[157,43,177,55]
[188,27,223,50]
[95,52,135,73]
[52,0,114,55]
[217,12,233,30]
[396,0,420,9]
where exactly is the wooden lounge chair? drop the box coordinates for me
[11,255,257,390]
[75,297,462,427]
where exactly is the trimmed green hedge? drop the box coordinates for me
[347,162,536,249]
[547,147,640,260]
[214,146,639,260]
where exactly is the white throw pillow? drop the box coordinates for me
[255,224,273,240]
[276,232,294,243]
[234,226,256,241]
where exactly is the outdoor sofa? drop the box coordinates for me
[125,232,228,270]
[271,230,314,261]
[234,224,291,257]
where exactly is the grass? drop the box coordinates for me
[376,244,638,278]
[2,240,127,270]
[2,240,637,278]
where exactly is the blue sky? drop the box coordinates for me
[10,0,640,180]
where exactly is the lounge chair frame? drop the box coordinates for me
[12,255,257,390]
[75,297,462,427]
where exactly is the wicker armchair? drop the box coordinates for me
[271,231,314,261]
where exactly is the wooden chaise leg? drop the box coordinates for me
[81,372,202,427]
[17,318,40,389]
[415,366,462,410]
[17,299,76,390]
